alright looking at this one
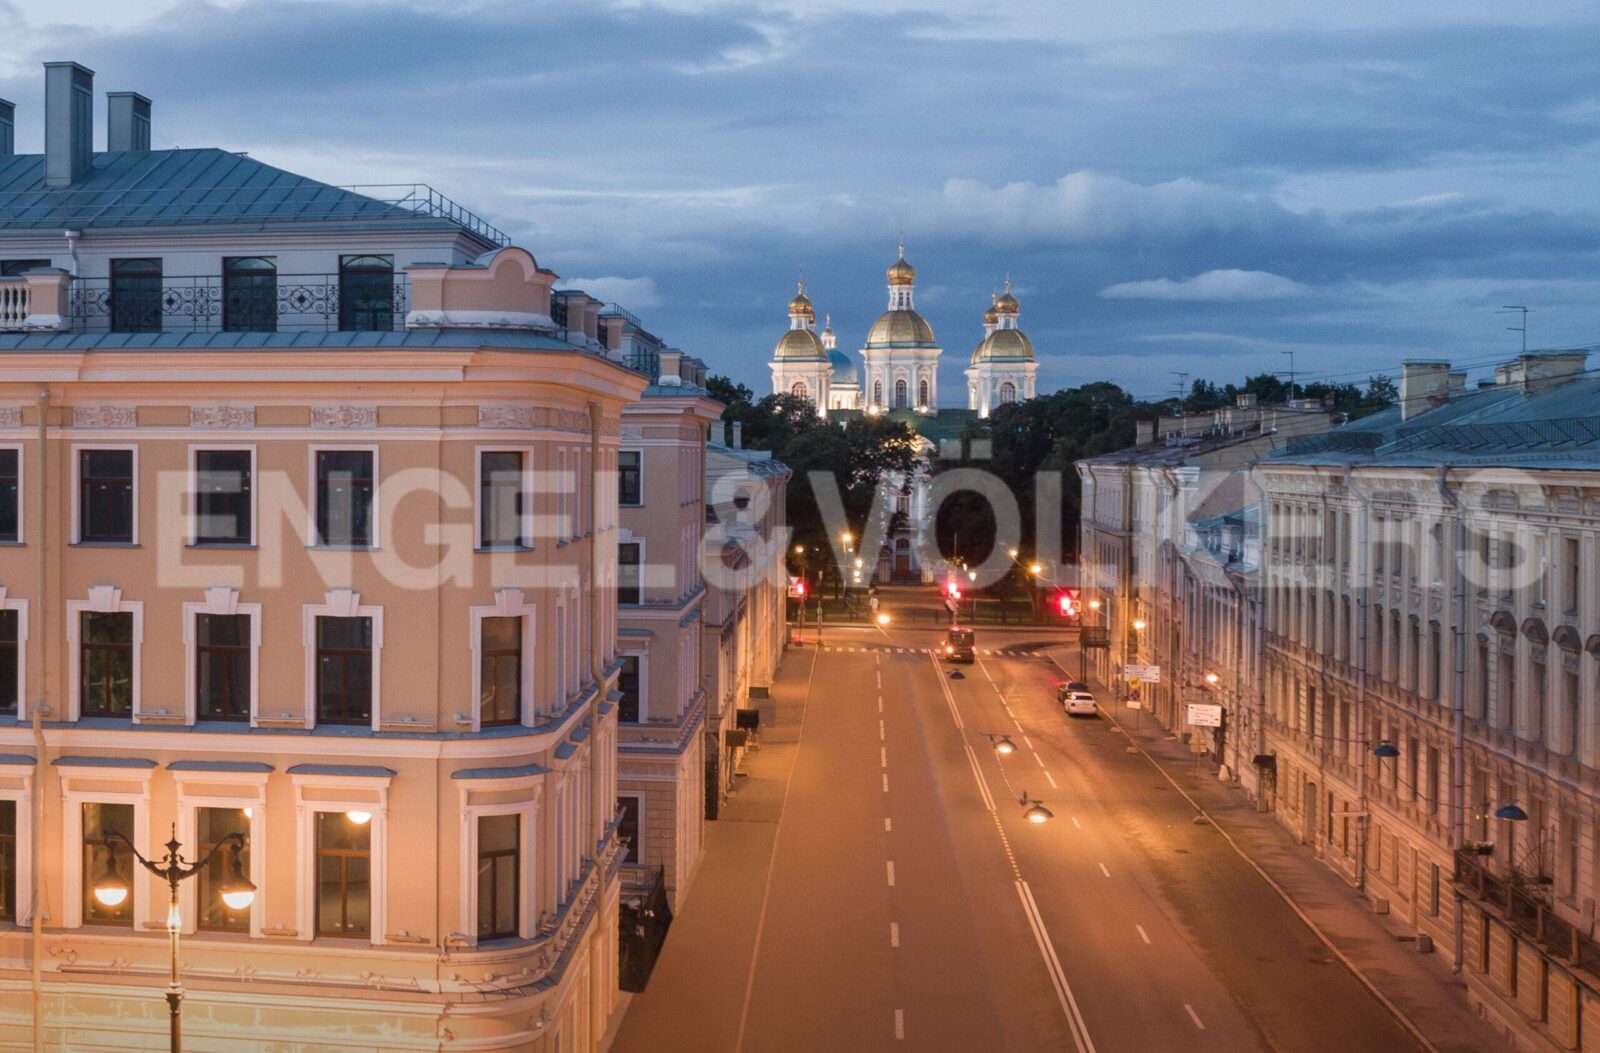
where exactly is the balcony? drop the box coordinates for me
[1455,847,1596,972]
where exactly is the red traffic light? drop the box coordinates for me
[946,580,962,600]
[1056,590,1080,619]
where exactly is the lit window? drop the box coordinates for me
[479,617,521,726]
[196,807,250,932]
[476,814,519,941]
[80,612,133,717]
[316,811,371,938]
[82,802,134,926]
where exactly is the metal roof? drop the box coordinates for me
[0,327,579,353]
[0,148,506,245]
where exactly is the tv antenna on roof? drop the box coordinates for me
[1170,371,1189,416]
[1498,305,1529,354]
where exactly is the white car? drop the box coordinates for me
[1061,690,1098,717]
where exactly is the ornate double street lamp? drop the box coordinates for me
[92,825,256,1052]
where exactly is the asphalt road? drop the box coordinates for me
[734,623,1423,1053]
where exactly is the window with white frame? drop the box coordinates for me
[617,794,641,864]
[303,591,382,730]
[316,810,371,938]
[312,448,376,548]
[67,588,142,722]
[184,589,261,725]
[618,450,642,507]
[290,768,388,944]
[0,446,20,544]
[470,589,534,728]
[192,447,254,545]
[456,773,539,945]
[617,653,643,723]
[618,541,642,605]
[478,449,529,550]
[0,777,30,925]
[81,801,136,927]
[75,447,136,544]
[172,767,267,938]
[477,813,520,940]
[0,592,25,719]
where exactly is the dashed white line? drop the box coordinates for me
[890,922,900,947]
[1022,734,1034,749]
[894,1009,905,1040]
[882,773,890,793]
[1136,924,1151,945]
[879,719,885,740]
[1044,771,1058,789]
[884,817,892,832]
[886,861,896,886]
[1071,816,1083,829]
[1098,863,1111,878]
[880,747,888,768]
[1033,750,1046,768]
[1184,1004,1206,1031]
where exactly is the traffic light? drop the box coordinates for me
[946,579,962,601]
[1056,589,1080,619]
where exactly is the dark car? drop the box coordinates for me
[942,627,976,663]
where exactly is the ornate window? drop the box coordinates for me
[222,256,277,333]
[791,380,808,401]
[873,381,883,406]
[110,257,161,334]
[338,255,394,332]
[894,379,908,408]
[999,382,1017,404]
[918,379,929,407]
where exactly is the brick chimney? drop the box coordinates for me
[44,62,94,187]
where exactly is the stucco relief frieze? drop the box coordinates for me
[0,408,19,428]
[191,405,256,429]
[311,405,377,429]
[619,424,644,442]
[73,406,137,428]
[479,404,536,430]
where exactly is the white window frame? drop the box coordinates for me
[71,443,138,545]
[0,589,28,723]
[0,443,22,545]
[618,648,648,723]
[618,447,644,508]
[65,586,143,723]
[302,589,384,731]
[618,535,645,607]
[307,445,379,549]
[188,444,257,546]
[0,769,34,926]
[172,769,268,938]
[468,588,536,730]
[617,792,644,865]
[473,445,534,550]
[182,587,263,726]
[62,769,154,930]
[290,771,389,946]
[456,776,541,946]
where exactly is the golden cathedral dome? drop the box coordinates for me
[970,328,1034,365]
[774,327,826,359]
[886,252,917,287]
[994,289,1019,316]
[866,309,937,347]
[788,283,815,318]
[983,302,1000,326]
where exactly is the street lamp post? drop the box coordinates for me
[92,826,256,1053]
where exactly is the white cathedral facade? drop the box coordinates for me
[768,247,1037,419]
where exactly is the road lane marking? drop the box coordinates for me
[1032,750,1046,768]
[1098,863,1111,878]
[894,1009,905,1040]
[881,747,888,768]
[879,719,885,740]
[882,773,889,793]
[1022,734,1034,748]
[962,743,997,812]
[884,817,892,832]
[890,922,900,947]
[928,653,965,730]
[1044,771,1058,789]
[1071,816,1082,829]
[1136,925,1151,945]
[886,861,896,886]
[1017,881,1097,1053]
[1184,1004,1206,1031]
[877,697,883,713]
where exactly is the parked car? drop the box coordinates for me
[1059,680,1090,694]
[942,627,976,663]
[1060,687,1098,717]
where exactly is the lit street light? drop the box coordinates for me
[876,612,892,626]
[1132,618,1147,632]
[990,734,1018,755]
[1019,794,1055,824]
[93,825,256,1052]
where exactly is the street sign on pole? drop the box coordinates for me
[1125,677,1142,708]
[1187,703,1223,727]
[1081,626,1110,649]
[1126,663,1162,683]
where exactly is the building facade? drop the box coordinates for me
[0,62,639,1052]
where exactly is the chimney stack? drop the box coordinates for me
[732,421,743,449]
[1399,360,1451,421]
[0,100,13,157]
[106,91,151,152]
[44,62,94,187]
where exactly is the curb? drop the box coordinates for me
[1043,653,1442,1053]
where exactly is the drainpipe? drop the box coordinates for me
[62,230,79,277]
[587,403,606,849]
[1437,465,1467,973]
[31,386,47,1052]
[1247,468,1269,806]
[1348,466,1371,895]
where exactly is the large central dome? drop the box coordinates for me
[865,309,936,347]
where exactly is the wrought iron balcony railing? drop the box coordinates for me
[1455,847,1595,971]
[52,272,412,335]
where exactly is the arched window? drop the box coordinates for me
[918,379,929,407]
[791,380,809,401]
[873,381,883,406]
[894,379,908,408]
[999,381,1017,404]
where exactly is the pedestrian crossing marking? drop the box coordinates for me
[815,643,1042,658]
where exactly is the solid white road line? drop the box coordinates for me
[1044,771,1058,789]
[886,861,896,886]
[1017,881,1097,1053]
[1098,863,1111,878]
[890,922,900,947]
[929,653,965,731]
[1136,924,1151,945]
[894,1009,905,1040]
[1184,1004,1206,1031]
[962,743,997,812]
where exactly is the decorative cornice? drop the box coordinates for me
[310,405,377,429]
[73,406,136,429]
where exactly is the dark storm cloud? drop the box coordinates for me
[6,3,1600,396]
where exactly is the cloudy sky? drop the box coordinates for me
[5,0,1600,401]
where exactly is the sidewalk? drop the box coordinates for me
[607,645,815,1053]
[1050,649,1511,1053]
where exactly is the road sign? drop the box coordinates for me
[1081,626,1110,649]
[1125,678,1142,707]
[1126,663,1162,683]
[1187,703,1223,727]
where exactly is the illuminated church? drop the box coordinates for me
[767,246,1040,579]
